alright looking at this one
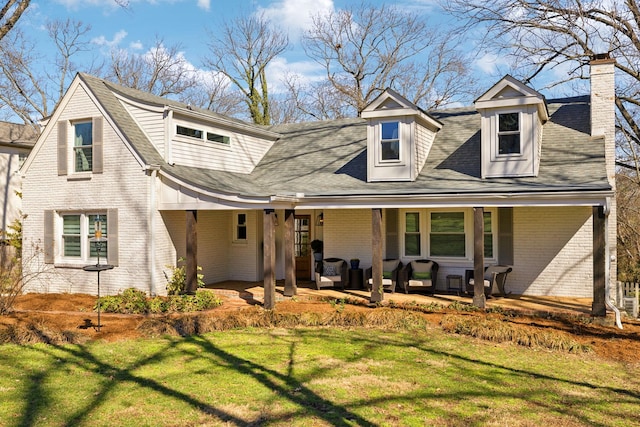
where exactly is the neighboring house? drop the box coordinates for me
[21,55,617,315]
[0,121,37,258]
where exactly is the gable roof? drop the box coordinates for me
[32,73,610,206]
[475,75,549,122]
[0,121,38,149]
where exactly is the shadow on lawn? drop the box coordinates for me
[15,330,640,427]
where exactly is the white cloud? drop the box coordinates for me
[197,0,210,11]
[266,56,324,93]
[258,0,334,37]
[129,40,144,50]
[91,29,128,47]
[474,52,510,76]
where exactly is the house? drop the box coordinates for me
[0,121,38,263]
[21,55,616,315]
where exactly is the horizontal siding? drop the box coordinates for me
[120,100,165,157]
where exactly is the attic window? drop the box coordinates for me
[498,113,520,155]
[177,125,203,139]
[207,132,230,144]
[381,121,400,161]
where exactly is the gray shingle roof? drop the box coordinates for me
[80,73,610,200]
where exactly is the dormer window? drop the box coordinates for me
[475,75,548,178]
[381,121,400,161]
[498,112,520,155]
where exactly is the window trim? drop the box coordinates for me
[72,120,93,174]
[379,120,401,163]
[399,208,498,263]
[174,121,232,148]
[233,212,248,244]
[495,111,523,158]
[57,211,108,264]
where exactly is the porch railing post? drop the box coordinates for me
[472,207,486,308]
[284,209,297,297]
[592,206,606,316]
[185,210,198,294]
[370,208,383,303]
[263,209,276,309]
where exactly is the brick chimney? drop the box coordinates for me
[590,53,616,187]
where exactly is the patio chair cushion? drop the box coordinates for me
[383,259,401,272]
[412,271,432,280]
[410,260,433,273]
[323,263,337,276]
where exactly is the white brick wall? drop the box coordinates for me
[22,83,159,295]
[512,206,593,297]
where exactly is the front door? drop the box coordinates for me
[294,215,312,280]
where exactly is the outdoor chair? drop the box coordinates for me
[315,258,348,290]
[365,259,403,293]
[467,265,513,297]
[398,259,439,294]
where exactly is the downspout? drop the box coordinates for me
[604,198,622,329]
[147,165,161,296]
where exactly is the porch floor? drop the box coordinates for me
[205,280,594,316]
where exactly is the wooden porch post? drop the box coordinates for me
[263,209,276,309]
[284,209,297,297]
[472,207,486,308]
[185,210,198,294]
[370,208,383,303]
[592,206,607,316]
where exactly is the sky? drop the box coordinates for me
[15,0,576,113]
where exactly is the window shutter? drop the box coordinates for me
[57,121,67,176]
[107,208,118,266]
[498,207,514,265]
[385,208,399,259]
[44,210,54,264]
[92,117,103,174]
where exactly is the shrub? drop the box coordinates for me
[166,257,205,295]
[98,288,222,314]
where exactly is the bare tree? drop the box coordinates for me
[203,12,289,125]
[0,0,29,42]
[301,3,475,118]
[0,19,95,124]
[105,38,199,98]
[442,0,640,278]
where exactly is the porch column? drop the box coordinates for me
[592,206,606,316]
[263,209,276,309]
[370,208,383,303]
[185,210,198,294]
[284,209,297,297]
[472,207,486,308]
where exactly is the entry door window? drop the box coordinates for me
[295,217,310,257]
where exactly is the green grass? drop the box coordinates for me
[0,327,638,426]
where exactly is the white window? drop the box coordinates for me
[404,212,421,256]
[234,213,247,242]
[207,132,230,144]
[400,209,497,261]
[61,212,108,262]
[429,212,466,258]
[176,125,203,139]
[380,121,400,161]
[497,112,520,155]
[73,121,93,172]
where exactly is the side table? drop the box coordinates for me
[446,274,463,295]
[349,268,363,290]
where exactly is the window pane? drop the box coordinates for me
[499,113,519,132]
[75,146,93,172]
[405,234,421,256]
[484,234,493,258]
[431,234,465,257]
[63,215,81,257]
[381,122,399,139]
[405,213,419,233]
[499,134,520,154]
[88,214,108,258]
[381,140,399,160]
[207,133,230,144]
[177,125,203,139]
[237,226,247,240]
[238,214,246,225]
[483,212,492,232]
[74,122,93,146]
[431,212,464,232]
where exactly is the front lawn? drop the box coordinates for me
[0,327,638,426]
